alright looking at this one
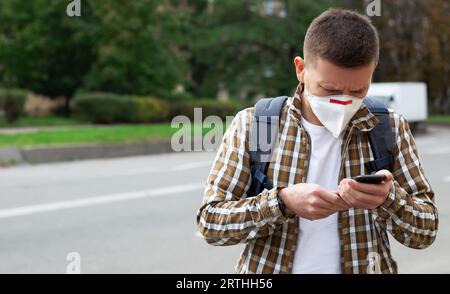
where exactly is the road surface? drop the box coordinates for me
[0,126,449,273]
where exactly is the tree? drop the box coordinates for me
[344,0,450,113]
[82,0,189,99]
[0,0,99,115]
[186,0,336,100]
[0,0,190,114]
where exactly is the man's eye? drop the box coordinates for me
[319,86,342,95]
[351,91,364,96]
[321,86,337,92]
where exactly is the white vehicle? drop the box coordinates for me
[366,82,428,131]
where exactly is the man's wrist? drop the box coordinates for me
[277,187,295,218]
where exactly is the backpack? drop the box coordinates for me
[248,96,394,197]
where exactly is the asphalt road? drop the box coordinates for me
[0,126,449,274]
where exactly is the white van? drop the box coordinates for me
[367,82,428,131]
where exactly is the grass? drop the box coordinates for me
[427,115,450,124]
[1,113,448,148]
[0,123,223,148]
[0,116,80,128]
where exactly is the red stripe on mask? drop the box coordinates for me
[329,99,352,105]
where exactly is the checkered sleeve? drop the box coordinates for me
[196,109,288,246]
[374,112,438,249]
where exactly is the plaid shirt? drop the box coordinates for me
[196,84,438,274]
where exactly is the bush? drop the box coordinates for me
[0,88,27,123]
[73,93,169,124]
[168,99,245,121]
[73,93,133,124]
[132,96,169,123]
[73,93,247,124]
[168,91,194,101]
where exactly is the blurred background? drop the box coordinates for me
[0,0,449,273]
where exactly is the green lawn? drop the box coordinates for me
[427,115,450,124]
[0,116,80,128]
[1,114,448,149]
[0,123,219,148]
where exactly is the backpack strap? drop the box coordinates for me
[363,97,394,173]
[247,96,394,197]
[248,96,288,197]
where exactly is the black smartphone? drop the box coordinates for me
[352,174,386,184]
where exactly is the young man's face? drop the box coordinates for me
[294,56,376,99]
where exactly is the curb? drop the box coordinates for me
[0,140,181,165]
[0,147,24,165]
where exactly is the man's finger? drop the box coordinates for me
[348,179,388,195]
[376,169,393,181]
[346,187,383,209]
[317,189,351,210]
[311,196,340,211]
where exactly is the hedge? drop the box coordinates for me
[132,96,170,123]
[0,88,27,123]
[74,92,248,124]
[168,99,246,121]
[73,93,170,124]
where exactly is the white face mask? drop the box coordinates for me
[304,87,363,138]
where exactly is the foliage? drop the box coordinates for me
[73,92,170,123]
[0,88,27,122]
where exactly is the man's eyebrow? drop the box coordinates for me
[319,82,341,90]
[319,82,369,92]
[349,86,369,92]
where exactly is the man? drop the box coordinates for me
[196,8,438,274]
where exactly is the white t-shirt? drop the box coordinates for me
[291,117,343,274]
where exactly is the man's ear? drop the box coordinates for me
[294,56,305,83]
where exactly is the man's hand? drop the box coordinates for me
[337,170,393,210]
[278,183,351,221]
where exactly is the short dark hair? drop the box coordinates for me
[304,8,379,68]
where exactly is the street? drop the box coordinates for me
[0,125,449,274]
